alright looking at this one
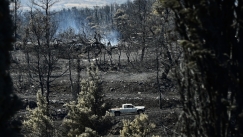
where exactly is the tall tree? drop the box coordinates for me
[159,0,243,136]
[24,0,63,104]
[0,0,22,136]
[119,0,156,62]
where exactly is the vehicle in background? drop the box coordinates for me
[108,103,145,116]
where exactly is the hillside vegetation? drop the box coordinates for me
[2,0,243,136]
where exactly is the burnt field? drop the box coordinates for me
[10,46,181,136]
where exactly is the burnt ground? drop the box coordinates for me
[11,47,182,136]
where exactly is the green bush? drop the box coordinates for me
[23,90,54,137]
[76,127,98,137]
[120,114,156,137]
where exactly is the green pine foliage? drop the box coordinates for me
[63,64,112,137]
[158,0,243,136]
[76,127,98,137]
[120,114,156,137]
[0,0,22,136]
[23,90,54,137]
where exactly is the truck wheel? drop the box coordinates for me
[137,110,143,114]
[115,112,120,116]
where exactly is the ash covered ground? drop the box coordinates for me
[11,46,181,136]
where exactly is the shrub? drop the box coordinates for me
[76,127,98,137]
[120,114,156,137]
[22,90,54,137]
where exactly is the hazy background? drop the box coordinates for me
[20,0,131,10]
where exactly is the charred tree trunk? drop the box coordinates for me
[68,55,74,99]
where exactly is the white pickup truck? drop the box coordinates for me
[108,103,145,116]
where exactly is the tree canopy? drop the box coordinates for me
[158,0,243,136]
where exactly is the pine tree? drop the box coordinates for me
[63,64,112,137]
[0,0,22,136]
[23,90,54,137]
[120,114,156,137]
[158,0,243,136]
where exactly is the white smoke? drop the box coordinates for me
[102,30,120,46]
[57,13,79,34]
